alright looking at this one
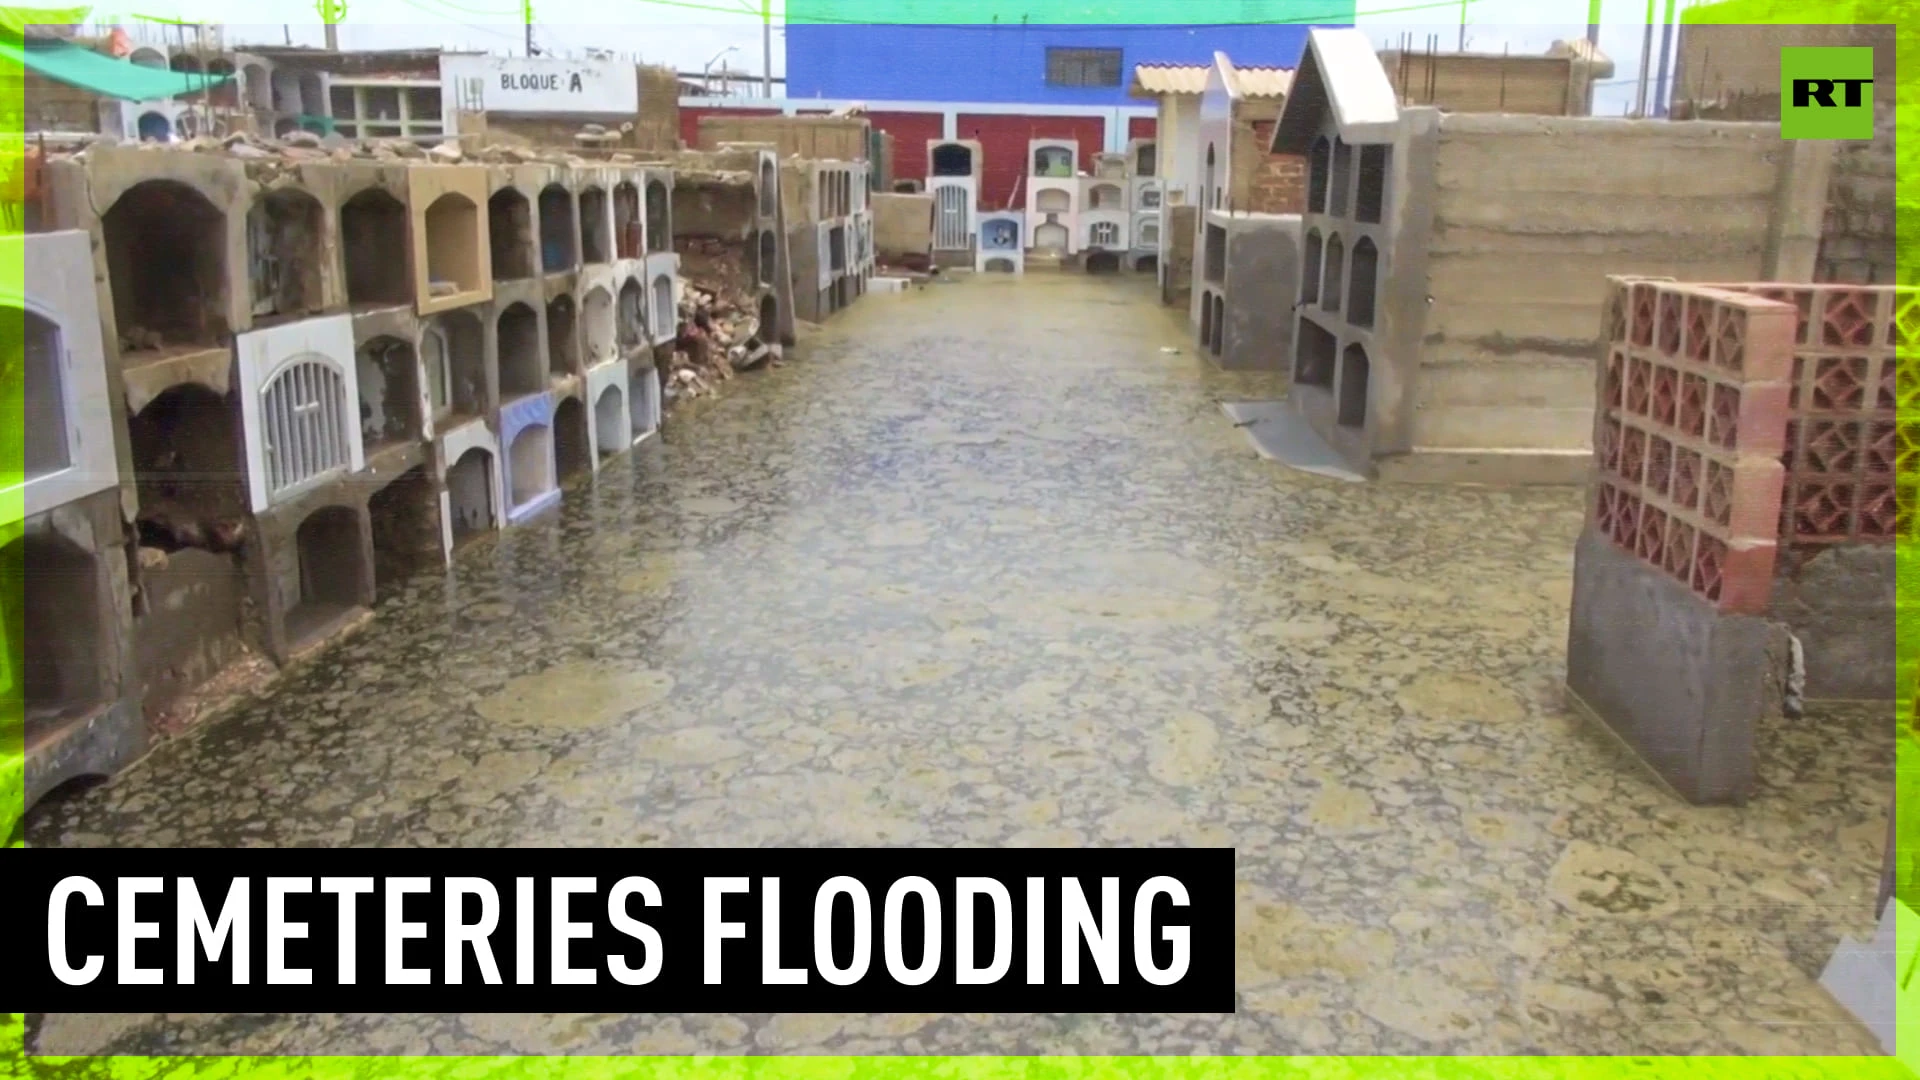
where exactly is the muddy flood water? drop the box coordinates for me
[25,273,1891,1055]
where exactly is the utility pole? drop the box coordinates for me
[1634,0,1655,116]
[316,1,345,51]
[1652,0,1677,117]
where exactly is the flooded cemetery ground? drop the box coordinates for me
[25,272,1889,1055]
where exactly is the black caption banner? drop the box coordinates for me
[22,847,1234,1013]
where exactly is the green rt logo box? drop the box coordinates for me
[1780,46,1875,139]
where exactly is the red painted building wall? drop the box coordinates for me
[1128,116,1157,140]
[957,112,1106,212]
[864,111,946,184]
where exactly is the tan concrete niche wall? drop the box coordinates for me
[409,165,494,315]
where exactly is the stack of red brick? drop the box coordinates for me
[1595,276,1914,614]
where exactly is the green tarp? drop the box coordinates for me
[0,35,232,103]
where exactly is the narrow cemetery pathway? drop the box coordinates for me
[28,273,1887,1055]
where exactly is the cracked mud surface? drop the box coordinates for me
[26,273,1890,1055]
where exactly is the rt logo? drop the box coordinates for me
[1780,46,1875,139]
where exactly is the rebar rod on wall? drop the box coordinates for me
[1500,44,1508,111]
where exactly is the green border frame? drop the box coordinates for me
[3,0,1918,1074]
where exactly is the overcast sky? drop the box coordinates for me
[98,0,1705,112]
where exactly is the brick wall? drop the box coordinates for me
[1240,119,1304,215]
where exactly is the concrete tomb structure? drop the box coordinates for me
[927,139,981,263]
[1185,52,1305,372]
[1025,138,1080,258]
[1271,27,1828,485]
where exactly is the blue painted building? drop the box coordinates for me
[783,22,1336,107]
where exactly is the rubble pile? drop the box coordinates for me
[664,247,777,406]
[58,128,646,171]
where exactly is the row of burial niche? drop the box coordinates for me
[1306,136,1388,224]
[1293,309,1372,429]
[1299,229,1380,329]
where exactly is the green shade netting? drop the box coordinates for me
[0,35,230,100]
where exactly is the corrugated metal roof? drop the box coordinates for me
[1130,63,1210,97]
[1130,60,1293,99]
[1230,65,1295,99]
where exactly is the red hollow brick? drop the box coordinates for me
[1714,538,1780,615]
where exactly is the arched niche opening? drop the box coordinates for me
[497,302,543,400]
[340,187,410,307]
[613,181,642,259]
[488,188,536,281]
[424,192,484,295]
[355,335,421,454]
[578,186,611,265]
[539,184,577,271]
[102,180,229,350]
[644,180,669,253]
[545,294,578,379]
[246,187,325,321]
[1338,343,1371,429]
[446,447,496,546]
[554,396,592,482]
[582,287,616,365]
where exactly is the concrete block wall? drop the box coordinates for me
[1818,101,1896,286]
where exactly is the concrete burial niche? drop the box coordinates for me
[365,460,442,590]
[339,184,412,309]
[2,232,146,809]
[540,181,579,272]
[439,418,504,553]
[618,274,647,351]
[422,308,488,431]
[629,363,663,444]
[246,185,330,325]
[553,392,592,484]
[98,178,237,368]
[582,284,618,368]
[613,176,643,260]
[976,212,1025,275]
[265,495,374,658]
[584,358,629,463]
[500,391,560,524]
[235,315,366,514]
[2,233,121,520]
[545,293,580,381]
[495,300,546,403]
[409,166,493,315]
[579,181,614,266]
[488,184,537,281]
[124,378,251,717]
[1271,26,1805,485]
[645,254,679,346]
[354,333,422,456]
[644,172,672,254]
